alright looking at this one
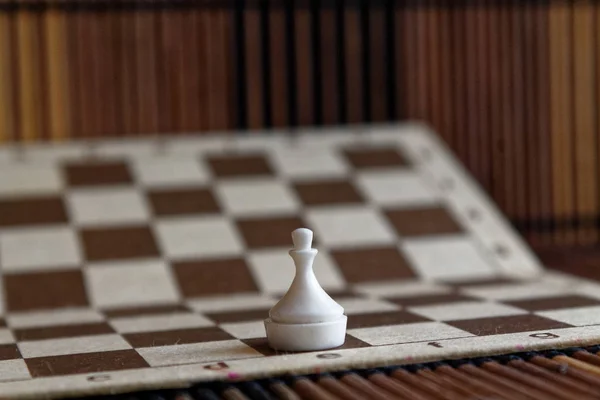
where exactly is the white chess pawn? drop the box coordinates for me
[264,228,347,351]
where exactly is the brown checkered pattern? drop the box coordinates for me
[0,134,586,393]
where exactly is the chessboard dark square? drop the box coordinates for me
[385,206,463,237]
[63,160,133,187]
[207,154,274,178]
[14,323,114,341]
[80,226,159,262]
[330,247,415,283]
[445,277,526,288]
[124,327,233,348]
[205,308,271,324]
[4,270,88,312]
[148,188,220,216]
[503,295,600,311]
[102,304,190,318]
[293,179,364,206]
[0,196,67,227]
[347,311,430,329]
[344,148,409,169]
[236,216,307,248]
[446,314,574,336]
[173,258,259,297]
[243,335,370,356]
[0,344,21,361]
[387,293,478,307]
[26,350,149,377]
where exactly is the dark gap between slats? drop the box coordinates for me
[259,0,272,129]
[285,0,298,128]
[384,0,397,121]
[310,0,324,126]
[234,0,248,130]
[359,0,371,123]
[335,0,347,124]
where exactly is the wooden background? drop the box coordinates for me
[0,0,598,248]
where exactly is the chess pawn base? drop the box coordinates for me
[264,315,347,352]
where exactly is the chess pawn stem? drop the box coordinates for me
[264,228,347,352]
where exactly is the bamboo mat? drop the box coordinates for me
[69,346,600,400]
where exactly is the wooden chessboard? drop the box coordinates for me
[0,124,599,399]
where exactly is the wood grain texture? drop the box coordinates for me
[0,12,14,143]
[2,2,600,246]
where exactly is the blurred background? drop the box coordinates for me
[0,0,598,271]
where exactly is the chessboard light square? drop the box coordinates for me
[349,321,474,346]
[7,308,105,329]
[353,280,452,298]
[0,165,62,197]
[0,227,81,272]
[269,148,350,178]
[248,249,345,293]
[18,334,131,358]
[187,293,277,313]
[110,313,214,334]
[67,188,150,226]
[356,170,439,207]
[0,359,31,382]
[337,298,400,315]
[462,282,573,301]
[0,329,15,345]
[401,237,497,281]
[216,179,300,217]
[137,340,263,367]
[132,157,209,188]
[536,306,600,327]
[86,260,179,308]
[306,206,396,247]
[408,301,527,322]
[220,321,266,339]
[155,216,243,259]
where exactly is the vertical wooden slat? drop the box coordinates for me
[0,10,14,143]
[369,1,387,122]
[549,2,574,244]
[522,2,539,243]
[270,5,289,127]
[244,5,263,130]
[295,3,314,126]
[426,0,442,135]
[500,2,515,221]
[488,2,506,217]
[438,0,453,147]
[477,0,491,192]
[394,0,409,119]
[44,7,70,141]
[345,4,363,124]
[179,8,200,132]
[573,0,597,243]
[536,1,552,245]
[135,8,159,135]
[77,9,97,139]
[195,7,209,132]
[414,1,429,121]
[208,6,234,131]
[120,6,138,136]
[17,9,42,142]
[511,0,528,231]
[450,3,466,163]
[464,4,478,174]
[98,7,117,137]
